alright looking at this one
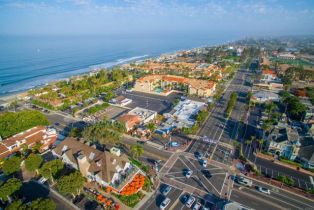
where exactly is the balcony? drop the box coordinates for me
[109,165,139,191]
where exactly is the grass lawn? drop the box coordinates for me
[113,192,145,208]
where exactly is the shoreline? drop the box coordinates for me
[0,42,221,103]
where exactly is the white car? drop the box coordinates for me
[193,202,202,210]
[257,186,271,195]
[185,170,193,178]
[186,196,196,208]
[202,159,207,167]
[160,198,171,210]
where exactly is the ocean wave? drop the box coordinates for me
[0,54,149,96]
[89,54,148,70]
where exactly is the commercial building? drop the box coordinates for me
[133,74,216,97]
[157,99,206,134]
[251,91,279,103]
[0,126,57,159]
[109,96,132,107]
[127,107,157,124]
[52,138,143,193]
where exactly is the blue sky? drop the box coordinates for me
[0,0,314,36]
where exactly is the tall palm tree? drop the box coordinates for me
[130,144,144,159]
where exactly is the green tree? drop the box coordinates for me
[25,154,43,173]
[0,178,22,201]
[39,159,64,183]
[130,144,144,158]
[0,110,49,138]
[28,198,56,210]
[2,156,22,175]
[6,200,26,210]
[146,123,156,132]
[69,127,82,138]
[57,171,85,198]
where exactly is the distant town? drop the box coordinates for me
[1,36,314,210]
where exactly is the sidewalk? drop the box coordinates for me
[133,190,155,210]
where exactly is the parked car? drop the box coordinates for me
[193,202,202,210]
[160,198,171,210]
[185,169,193,178]
[162,185,172,196]
[201,169,212,178]
[180,194,189,204]
[202,159,207,167]
[257,186,271,195]
[186,196,196,208]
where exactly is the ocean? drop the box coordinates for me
[0,34,236,96]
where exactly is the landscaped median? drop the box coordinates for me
[225,92,238,117]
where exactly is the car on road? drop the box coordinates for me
[126,89,133,93]
[201,169,212,178]
[160,197,171,210]
[185,169,193,178]
[161,185,172,196]
[234,176,253,187]
[186,196,196,208]
[257,186,271,195]
[202,159,207,167]
[193,202,202,210]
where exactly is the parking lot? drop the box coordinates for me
[120,90,181,114]
[140,183,216,210]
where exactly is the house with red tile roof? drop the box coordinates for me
[117,114,141,131]
[0,126,57,159]
[133,74,216,97]
[262,69,277,81]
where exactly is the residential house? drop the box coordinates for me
[261,69,277,82]
[267,127,300,160]
[52,137,142,193]
[0,126,57,159]
[117,114,141,132]
[297,137,314,169]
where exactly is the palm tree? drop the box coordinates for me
[257,139,265,152]
[130,144,144,159]
[146,123,156,132]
